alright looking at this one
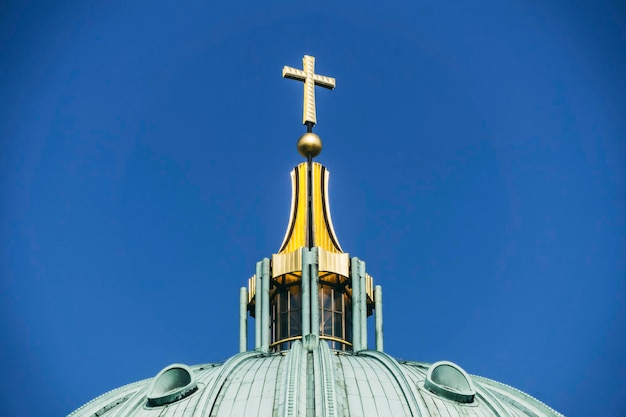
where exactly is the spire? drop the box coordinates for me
[279,55,342,253]
[277,162,343,254]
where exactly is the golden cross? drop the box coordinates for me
[283,55,336,127]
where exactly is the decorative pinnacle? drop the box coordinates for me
[283,55,336,128]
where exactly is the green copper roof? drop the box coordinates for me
[69,341,563,417]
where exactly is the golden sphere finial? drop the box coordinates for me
[297,132,323,158]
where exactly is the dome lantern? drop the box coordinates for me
[242,56,378,353]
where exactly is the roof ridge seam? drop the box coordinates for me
[470,375,564,417]
[359,350,427,417]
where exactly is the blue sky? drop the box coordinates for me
[1,1,624,416]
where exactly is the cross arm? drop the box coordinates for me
[312,74,336,90]
[282,66,307,81]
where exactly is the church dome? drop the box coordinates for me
[68,55,563,417]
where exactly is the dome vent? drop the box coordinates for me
[424,361,476,403]
[146,364,198,407]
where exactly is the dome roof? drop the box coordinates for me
[68,55,563,417]
[69,340,562,417]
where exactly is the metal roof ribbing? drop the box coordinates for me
[68,347,564,417]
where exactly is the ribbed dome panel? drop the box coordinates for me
[69,344,563,417]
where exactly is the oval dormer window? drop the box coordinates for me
[147,363,198,407]
[424,361,476,403]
